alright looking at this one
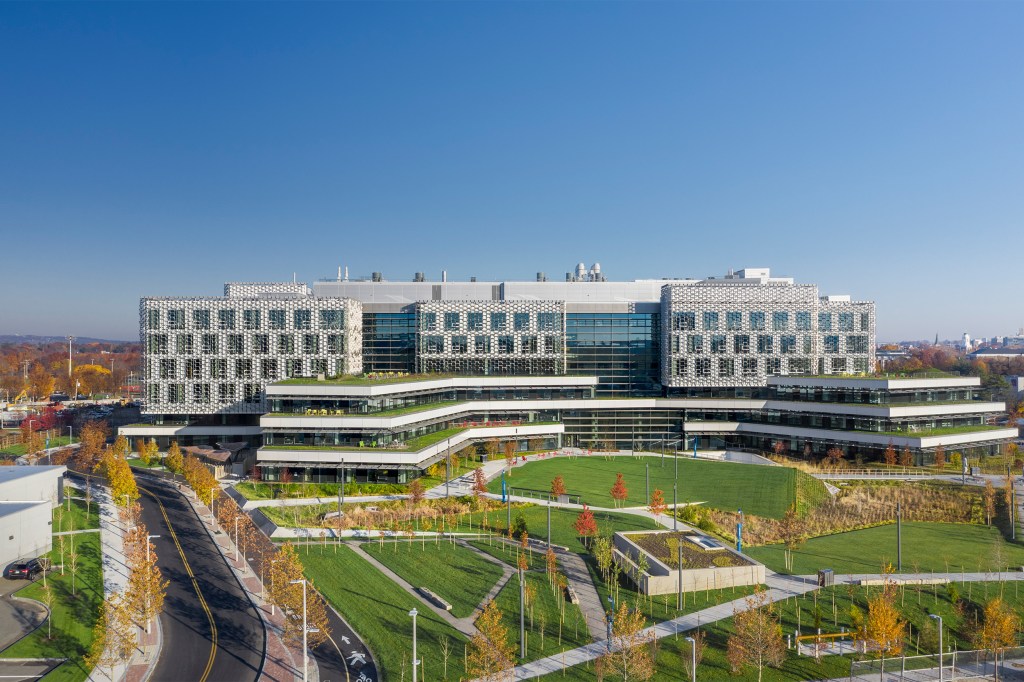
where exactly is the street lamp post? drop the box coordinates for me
[685,635,697,681]
[146,534,161,633]
[519,567,526,658]
[234,516,240,563]
[445,437,451,498]
[67,425,73,447]
[290,579,309,682]
[929,614,943,682]
[673,483,678,532]
[409,608,419,682]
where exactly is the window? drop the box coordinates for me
[703,312,719,331]
[424,335,444,353]
[521,335,538,353]
[802,336,813,354]
[227,334,244,354]
[847,335,869,353]
[538,312,560,331]
[218,309,236,330]
[244,309,261,330]
[514,313,530,331]
[444,312,460,331]
[193,383,211,404]
[278,334,295,354]
[687,335,703,353]
[818,312,832,331]
[854,357,869,373]
[788,358,811,374]
[452,335,468,354]
[421,312,437,331]
[673,312,696,331]
[766,358,781,375]
[780,335,797,354]
[253,334,270,354]
[147,309,161,329]
[772,312,789,331]
[831,357,847,373]
[167,309,184,330]
[824,335,840,353]
[544,336,561,353]
[757,335,773,354]
[467,313,484,331]
[168,384,185,404]
[202,334,218,354]
[675,358,688,376]
[210,358,227,380]
[185,359,202,379]
[734,335,750,353]
[475,335,491,354]
[695,358,711,377]
[243,383,261,403]
[671,336,681,353]
[310,359,327,375]
[491,313,507,330]
[718,358,735,377]
[710,335,726,353]
[726,312,742,331]
[294,309,312,330]
[860,313,870,331]
[269,310,286,330]
[838,312,854,331]
[193,309,210,330]
[218,383,235,402]
[742,358,758,376]
[320,309,344,330]
[176,334,194,355]
[303,334,320,354]
[235,359,253,379]
[159,359,177,379]
[287,359,303,377]
[749,312,766,331]
[327,334,344,354]
[147,383,160,403]
[795,312,811,331]
[497,335,514,353]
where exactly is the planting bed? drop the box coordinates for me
[630,531,753,569]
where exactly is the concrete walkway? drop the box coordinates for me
[555,549,606,641]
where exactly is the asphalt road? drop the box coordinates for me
[0,575,46,652]
[138,480,265,682]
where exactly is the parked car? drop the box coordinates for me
[4,557,50,580]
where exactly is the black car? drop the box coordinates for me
[4,558,50,580]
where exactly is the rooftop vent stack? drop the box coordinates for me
[372,272,383,282]
[576,262,586,280]
[470,276,477,282]
[566,272,573,282]
[442,270,447,282]
[414,272,425,282]
[344,266,349,281]
[337,266,343,282]
[537,272,546,282]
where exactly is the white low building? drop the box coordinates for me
[0,465,66,568]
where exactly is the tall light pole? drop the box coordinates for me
[234,516,240,563]
[685,635,697,681]
[409,608,419,682]
[519,567,526,658]
[146,534,161,633]
[67,426,73,447]
[929,614,943,682]
[67,336,73,385]
[290,579,309,682]
[896,500,902,571]
[445,437,451,498]
[673,483,678,531]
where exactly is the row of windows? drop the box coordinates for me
[147,333,346,355]
[419,311,562,332]
[670,334,871,355]
[673,356,870,378]
[148,308,345,331]
[152,357,343,381]
[672,311,870,333]
[420,335,563,355]
[150,382,262,405]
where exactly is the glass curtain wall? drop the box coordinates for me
[566,312,660,396]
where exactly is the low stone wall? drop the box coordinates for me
[613,530,766,595]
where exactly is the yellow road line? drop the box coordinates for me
[141,485,218,682]
[324,630,351,682]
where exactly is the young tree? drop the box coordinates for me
[550,475,567,498]
[883,440,897,466]
[503,441,517,475]
[466,600,515,681]
[527,436,544,453]
[977,597,1020,680]
[865,573,906,673]
[111,434,130,460]
[77,420,110,471]
[648,488,666,517]
[68,546,81,596]
[136,437,151,465]
[40,582,54,640]
[726,586,786,682]
[484,438,501,462]
[125,525,169,634]
[573,505,598,542]
[779,505,804,572]
[165,441,183,474]
[610,472,628,508]
[266,543,331,647]
[85,591,138,682]
[408,478,426,507]
[824,447,845,469]
[682,629,706,681]
[984,480,997,526]
[933,444,946,469]
[599,600,655,680]
[898,446,913,468]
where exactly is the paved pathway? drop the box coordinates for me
[457,539,517,617]
[347,541,478,637]
[554,549,606,641]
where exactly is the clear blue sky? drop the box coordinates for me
[2,1,1021,342]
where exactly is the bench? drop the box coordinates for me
[417,587,453,611]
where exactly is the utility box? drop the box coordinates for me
[818,569,834,587]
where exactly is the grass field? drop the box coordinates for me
[492,566,590,662]
[363,540,506,618]
[299,543,470,681]
[56,491,101,531]
[746,522,1024,575]
[489,455,814,519]
[0,435,74,456]
[0,532,104,682]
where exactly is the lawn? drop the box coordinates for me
[0,532,104,682]
[492,565,590,662]
[746,522,1024,575]
[234,480,409,500]
[127,456,166,469]
[0,435,74,456]
[363,540,506,618]
[55,491,101,531]
[489,455,814,519]
[299,543,470,681]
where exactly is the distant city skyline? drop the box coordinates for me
[2,2,1021,342]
